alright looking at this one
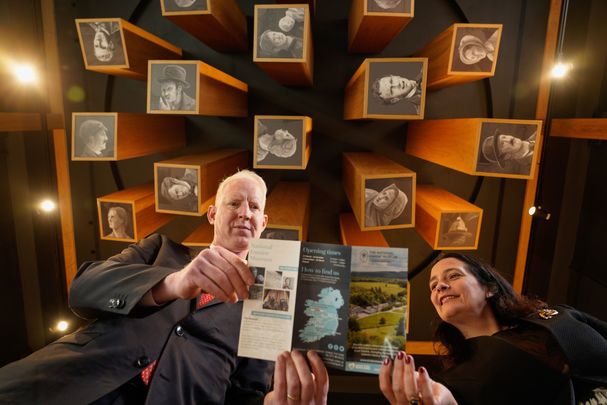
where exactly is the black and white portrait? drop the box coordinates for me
[255,118,302,167]
[156,166,199,213]
[438,212,480,248]
[162,0,207,12]
[367,60,425,117]
[264,270,283,290]
[476,122,539,176]
[282,276,294,290]
[251,266,266,285]
[99,201,134,241]
[367,0,411,13]
[73,115,115,159]
[149,63,197,112]
[249,285,264,301]
[364,177,413,228]
[77,21,125,66]
[256,7,305,59]
[452,27,500,73]
[262,289,290,312]
[260,227,300,241]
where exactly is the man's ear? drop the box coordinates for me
[389,97,400,104]
[207,205,216,224]
[262,214,268,229]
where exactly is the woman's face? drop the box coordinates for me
[373,187,396,209]
[93,31,114,62]
[268,31,287,47]
[168,182,191,200]
[107,208,124,230]
[429,258,491,325]
[461,44,487,64]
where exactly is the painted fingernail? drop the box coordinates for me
[397,351,404,360]
[383,357,391,365]
[405,355,411,364]
[419,367,426,374]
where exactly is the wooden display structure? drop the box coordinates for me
[147,60,247,117]
[97,183,174,243]
[253,115,312,170]
[550,118,607,141]
[415,185,483,250]
[253,4,314,86]
[75,18,182,80]
[154,149,248,216]
[348,0,414,53]
[414,23,502,89]
[263,182,311,241]
[71,113,185,161]
[339,213,389,247]
[343,152,416,231]
[160,0,247,52]
[407,118,543,179]
[182,219,214,248]
[344,57,428,120]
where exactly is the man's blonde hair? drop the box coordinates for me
[215,169,267,206]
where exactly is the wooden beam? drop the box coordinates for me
[550,118,607,140]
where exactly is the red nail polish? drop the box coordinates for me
[419,367,426,374]
[383,357,391,365]
[405,355,411,364]
[397,351,404,360]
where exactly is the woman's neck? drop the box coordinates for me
[455,311,502,339]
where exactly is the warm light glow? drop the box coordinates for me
[56,320,69,332]
[528,206,537,216]
[39,199,56,212]
[13,64,37,84]
[551,62,572,78]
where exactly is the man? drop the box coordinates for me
[481,129,536,175]
[157,65,196,111]
[371,74,422,113]
[77,119,109,157]
[88,22,120,63]
[0,170,329,405]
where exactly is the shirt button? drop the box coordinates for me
[175,325,184,337]
[135,356,150,368]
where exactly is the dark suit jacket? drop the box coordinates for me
[0,234,274,404]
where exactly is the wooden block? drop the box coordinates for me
[415,185,482,250]
[160,0,247,52]
[261,182,311,241]
[182,219,214,248]
[253,115,312,170]
[414,23,502,89]
[276,0,316,14]
[344,57,427,120]
[550,118,607,141]
[154,149,248,216]
[97,183,174,242]
[406,118,543,179]
[147,60,247,117]
[253,4,314,86]
[339,213,389,247]
[71,113,185,161]
[348,0,414,53]
[75,18,182,80]
[343,152,416,231]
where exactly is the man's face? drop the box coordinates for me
[208,178,268,253]
[89,128,108,153]
[373,188,396,209]
[168,183,190,200]
[161,81,181,105]
[93,31,114,62]
[268,31,288,48]
[377,75,416,102]
[497,134,524,158]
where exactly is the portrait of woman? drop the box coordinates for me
[78,21,125,66]
[438,212,480,248]
[100,202,134,240]
[367,0,410,13]
[157,167,199,213]
[256,7,305,59]
[255,119,303,167]
[379,253,607,405]
[162,0,207,12]
[452,27,500,73]
[365,182,409,227]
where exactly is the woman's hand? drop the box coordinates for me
[379,351,457,405]
[264,350,329,405]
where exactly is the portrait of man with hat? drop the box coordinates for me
[477,124,537,176]
[151,63,196,112]
[78,21,125,66]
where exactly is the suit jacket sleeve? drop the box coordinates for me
[69,234,188,320]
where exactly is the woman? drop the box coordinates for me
[259,29,303,58]
[159,168,198,212]
[379,253,607,404]
[106,206,130,239]
[257,126,298,163]
[365,184,408,227]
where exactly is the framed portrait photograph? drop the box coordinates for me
[162,0,208,13]
[364,177,413,228]
[254,117,304,169]
[72,113,116,160]
[76,20,126,67]
[261,227,300,241]
[366,0,411,13]
[148,62,198,113]
[98,201,135,242]
[155,165,200,214]
[438,212,481,249]
[366,59,426,118]
[262,289,290,312]
[451,26,501,73]
[475,121,539,177]
[255,6,307,60]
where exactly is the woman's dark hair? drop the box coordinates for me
[430,252,546,368]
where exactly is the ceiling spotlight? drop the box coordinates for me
[13,64,38,84]
[39,199,57,213]
[528,206,551,220]
[551,62,572,79]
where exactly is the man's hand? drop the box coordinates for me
[151,245,255,304]
[264,351,329,405]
